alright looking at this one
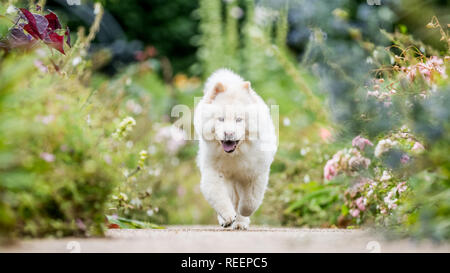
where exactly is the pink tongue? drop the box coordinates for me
[222,141,236,152]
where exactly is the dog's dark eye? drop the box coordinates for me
[218,117,224,122]
[236,117,243,122]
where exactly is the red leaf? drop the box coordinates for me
[20,8,48,40]
[16,8,67,55]
[45,12,61,31]
[19,8,36,25]
[65,26,71,48]
[8,28,35,48]
[20,8,41,39]
[46,32,65,54]
[108,223,120,229]
[23,24,40,39]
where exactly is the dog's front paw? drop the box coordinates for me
[232,220,249,230]
[218,213,236,228]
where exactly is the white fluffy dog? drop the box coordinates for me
[194,68,277,230]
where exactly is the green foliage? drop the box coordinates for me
[197,0,226,76]
[101,0,199,73]
[0,52,118,238]
[283,181,345,227]
[395,170,450,241]
[106,215,163,229]
[0,3,174,239]
[0,4,120,239]
[313,15,450,240]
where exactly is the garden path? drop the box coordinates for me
[1,226,449,253]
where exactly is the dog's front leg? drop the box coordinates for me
[237,174,268,217]
[200,169,236,227]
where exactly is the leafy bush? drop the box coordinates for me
[0,4,120,239]
[0,3,174,238]
[283,181,345,227]
[317,17,450,239]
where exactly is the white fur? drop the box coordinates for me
[194,68,277,230]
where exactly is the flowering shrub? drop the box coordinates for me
[332,133,415,220]
[320,15,449,238]
[403,56,447,84]
[323,147,371,181]
[112,116,137,140]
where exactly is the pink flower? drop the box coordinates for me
[177,186,186,197]
[367,90,380,98]
[76,219,86,231]
[396,181,407,193]
[417,63,431,80]
[412,142,425,152]
[384,190,398,210]
[400,154,410,164]
[404,56,447,84]
[350,208,360,218]
[323,159,338,181]
[405,66,417,82]
[348,154,371,170]
[352,135,373,151]
[40,152,55,162]
[383,101,392,107]
[355,197,366,211]
[36,115,55,125]
[103,154,112,165]
[426,56,447,79]
[41,115,54,124]
[319,128,333,142]
[155,126,186,155]
[34,60,48,73]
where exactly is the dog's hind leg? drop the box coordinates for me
[200,169,236,227]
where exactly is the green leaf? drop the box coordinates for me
[106,215,164,229]
[341,204,349,216]
[398,24,408,34]
[285,188,334,213]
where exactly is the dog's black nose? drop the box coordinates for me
[224,132,235,141]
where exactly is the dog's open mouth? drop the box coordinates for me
[221,140,239,153]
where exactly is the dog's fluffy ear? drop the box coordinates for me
[243,81,258,102]
[243,81,251,90]
[206,82,225,103]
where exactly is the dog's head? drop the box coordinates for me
[201,81,257,154]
